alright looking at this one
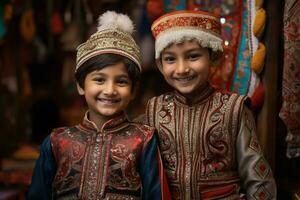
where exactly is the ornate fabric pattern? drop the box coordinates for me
[196,0,257,96]
[236,107,276,199]
[249,133,261,153]
[146,86,247,199]
[50,114,154,200]
[151,10,223,59]
[279,0,300,158]
[253,158,271,179]
[76,29,141,71]
[253,186,272,200]
[163,0,186,12]
[151,11,221,38]
[146,85,276,199]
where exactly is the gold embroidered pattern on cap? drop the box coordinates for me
[75,11,141,72]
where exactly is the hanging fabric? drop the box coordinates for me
[60,0,82,51]
[20,9,36,42]
[280,0,300,158]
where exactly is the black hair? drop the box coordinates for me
[75,54,140,93]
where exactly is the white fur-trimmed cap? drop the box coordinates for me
[151,10,223,59]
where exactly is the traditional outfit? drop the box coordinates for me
[146,86,276,200]
[28,11,170,200]
[146,10,276,200]
[28,112,163,200]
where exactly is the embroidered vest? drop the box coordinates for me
[146,89,247,200]
[50,117,154,200]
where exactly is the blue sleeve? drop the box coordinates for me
[139,133,162,200]
[26,135,57,200]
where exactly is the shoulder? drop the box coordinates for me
[50,126,81,161]
[38,135,53,154]
[128,122,155,136]
[214,90,251,107]
[50,127,68,136]
[50,126,69,140]
[146,92,174,126]
[127,122,156,145]
[147,92,174,108]
[50,126,80,143]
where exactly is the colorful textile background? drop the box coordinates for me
[188,0,260,97]
[279,0,300,158]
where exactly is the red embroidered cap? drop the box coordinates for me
[151,10,223,59]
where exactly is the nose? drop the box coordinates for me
[175,59,190,74]
[103,81,117,96]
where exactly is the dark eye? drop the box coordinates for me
[93,77,105,84]
[187,53,201,61]
[162,56,176,63]
[116,78,130,86]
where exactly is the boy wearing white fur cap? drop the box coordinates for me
[27,11,170,200]
[144,10,276,199]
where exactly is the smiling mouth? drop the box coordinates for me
[173,75,197,83]
[97,98,120,104]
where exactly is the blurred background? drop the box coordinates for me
[0,0,299,199]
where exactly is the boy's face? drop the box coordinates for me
[160,40,212,98]
[77,62,134,122]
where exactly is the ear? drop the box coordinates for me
[155,59,164,74]
[76,83,85,95]
[211,51,223,67]
[130,82,139,100]
[130,91,136,100]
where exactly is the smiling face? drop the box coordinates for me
[160,40,212,99]
[77,62,134,126]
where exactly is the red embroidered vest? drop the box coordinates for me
[146,87,248,200]
[51,114,154,200]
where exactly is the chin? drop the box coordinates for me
[99,110,118,117]
[176,87,195,95]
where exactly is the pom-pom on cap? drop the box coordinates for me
[76,11,141,72]
[151,10,223,59]
[97,11,134,34]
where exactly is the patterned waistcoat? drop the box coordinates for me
[146,87,247,200]
[50,113,154,200]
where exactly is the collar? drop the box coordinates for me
[174,83,214,106]
[80,111,128,132]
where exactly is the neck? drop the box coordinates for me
[88,112,113,130]
[174,82,213,105]
[186,82,210,101]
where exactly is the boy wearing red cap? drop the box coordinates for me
[146,10,276,199]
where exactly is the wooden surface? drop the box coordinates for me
[256,0,284,171]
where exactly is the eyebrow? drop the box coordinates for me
[91,72,129,78]
[90,72,106,77]
[185,48,202,53]
[162,51,175,55]
[116,74,130,79]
